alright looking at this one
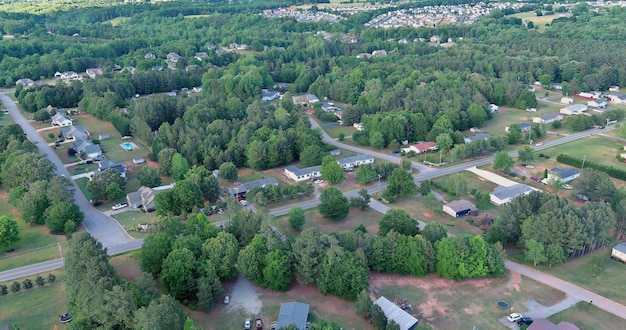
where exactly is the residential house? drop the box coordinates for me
[560,97,574,104]
[373,297,419,330]
[464,133,491,144]
[402,142,438,154]
[320,102,341,112]
[121,66,136,74]
[227,177,279,198]
[578,91,601,99]
[15,78,35,87]
[151,66,163,71]
[371,49,387,57]
[194,52,209,61]
[490,184,533,206]
[353,123,364,131]
[85,68,103,79]
[607,94,626,104]
[505,123,531,133]
[284,165,322,182]
[72,140,102,159]
[51,112,73,127]
[527,318,579,330]
[550,82,563,90]
[548,167,580,183]
[166,52,180,63]
[54,71,80,81]
[609,86,620,92]
[261,89,281,102]
[97,160,127,178]
[587,99,608,109]
[442,200,477,218]
[144,52,156,59]
[560,104,588,115]
[60,125,90,140]
[356,53,373,59]
[192,86,203,93]
[276,302,309,330]
[337,154,374,169]
[532,112,564,124]
[610,242,626,262]
[291,93,320,105]
[127,186,158,212]
[273,83,288,90]
[470,127,482,133]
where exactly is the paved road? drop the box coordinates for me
[0,259,64,282]
[0,94,141,252]
[506,261,626,320]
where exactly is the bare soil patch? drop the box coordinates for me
[422,211,435,218]
[110,254,142,281]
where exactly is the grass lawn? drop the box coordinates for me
[52,144,79,163]
[537,248,626,305]
[0,112,14,125]
[325,125,356,139]
[540,135,623,168]
[274,207,382,237]
[99,138,149,163]
[110,252,143,281]
[112,211,158,238]
[74,177,92,201]
[0,272,67,330]
[509,12,571,33]
[103,16,130,26]
[0,192,66,271]
[548,301,626,330]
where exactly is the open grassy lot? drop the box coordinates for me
[274,206,383,237]
[112,211,158,238]
[548,301,626,330]
[0,192,66,271]
[0,112,13,125]
[537,248,626,305]
[540,135,623,168]
[103,16,130,26]
[325,125,357,139]
[0,272,67,330]
[509,12,571,33]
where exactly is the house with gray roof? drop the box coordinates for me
[276,302,309,330]
[72,140,102,159]
[560,104,588,115]
[532,112,564,124]
[337,154,374,169]
[442,199,477,218]
[97,160,127,178]
[51,112,73,127]
[284,165,321,182]
[126,186,158,212]
[464,133,491,144]
[548,168,580,183]
[490,184,533,206]
[374,296,418,330]
[227,177,279,198]
[611,242,626,262]
[60,125,90,140]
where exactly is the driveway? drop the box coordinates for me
[466,167,519,187]
[0,93,140,251]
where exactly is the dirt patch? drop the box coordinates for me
[422,211,435,218]
[226,275,262,315]
[509,269,522,292]
[110,255,142,281]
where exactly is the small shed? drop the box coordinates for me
[276,302,309,330]
[442,200,477,217]
[133,157,145,165]
[611,242,626,262]
[330,149,341,156]
[374,296,418,330]
[99,133,110,140]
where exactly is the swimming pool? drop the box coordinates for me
[121,143,133,150]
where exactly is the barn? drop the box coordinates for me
[442,200,477,217]
[374,297,418,330]
[611,242,626,262]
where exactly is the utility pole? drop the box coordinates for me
[58,242,63,259]
[582,155,586,169]
[378,174,382,191]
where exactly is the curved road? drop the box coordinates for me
[0,94,142,253]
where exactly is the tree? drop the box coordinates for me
[466,103,488,127]
[422,222,448,244]
[355,164,378,184]
[299,145,324,167]
[493,151,514,173]
[436,133,454,151]
[137,166,162,187]
[160,247,197,300]
[517,146,535,162]
[288,207,306,230]
[134,295,186,330]
[140,233,173,276]
[507,124,522,144]
[370,304,388,330]
[171,153,190,181]
[379,209,420,236]
[318,246,368,300]
[185,166,220,202]
[369,131,385,149]
[319,187,349,220]
[525,238,547,267]
[262,249,292,291]
[321,156,345,184]
[386,167,416,198]
[195,261,224,312]
[291,228,325,285]
[87,168,126,203]
[218,162,238,182]
[0,216,19,250]
[579,168,616,201]
[349,188,371,210]
[202,231,239,280]
[33,110,51,121]
[106,182,125,201]
[444,173,467,196]
[11,281,20,292]
[355,289,372,317]
[157,148,175,176]
[36,276,45,287]
[46,201,83,233]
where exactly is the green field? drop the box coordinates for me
[538,248,626,306]
[0,272,67,330]
[541,135,623,168]
[325,125,357,139]
[273,206,383,238]
[509,12,572,33]
[549,301,626,330]
[103,16,130,26]
[112,211,158,238]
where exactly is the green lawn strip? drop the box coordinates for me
[112,210,158,231]
[548,301,625,330]
[74,177,92,201]
[508,12,571,33]
[0,244,65,272]
[0,272,67,330]
[72,114,122,139]
[540,135,623,167]
[325,125,357,139]
[537,248,626,305]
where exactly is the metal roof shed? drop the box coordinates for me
[276,302,309,330]
[374,296,419,330]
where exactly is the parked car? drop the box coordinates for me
[111,203,128,211]
[223,295,230,304]
[535,142,543,146]
[244,318,252,330]
[256,318,264,330]
[240,200,248,206]
[562,184,573,190]
[530,177,542,183]
[525,164,535,169]
[517,316,534,326]
[507,312,523,323]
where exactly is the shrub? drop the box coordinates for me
[0,284,7,295]
[22,278,33,289]
[48,273,56,283]
[10,281,20,292]
[35,276,45,287]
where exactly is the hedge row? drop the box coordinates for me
[556,154,626,180]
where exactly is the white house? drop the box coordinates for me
[291,93,319,105]
[488,104,499,113]
[402,142,438,154]
[337,154,374,169]
[284,165,321,182]
[587,99,608,109]
[60,125,90,140]
[51,112,73,127]
[464,133,491,144]
[609,86,620,92]
[560,97,574,104]
[608,94,626,104]
[611,242,626,262]
[371,49,387,57]
[166,52,181,63]
[560,104,588,115]
[86,68,103,79]
[262,89,281,102]
[505,123,531,133]
[15,78,35,87]
[353,123,364,131]
[532,112,564,124]
[548,167,580,183]
[550,82,563,90]
[54,71,80,81]
[490,184,533,206]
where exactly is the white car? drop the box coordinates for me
[507,312,523,323]
[525,164,535,169]
[562,184,573,190]
[223,295,230,304]
[240,200,248,206]
[111,203,128,211]
[244,318,251,330]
